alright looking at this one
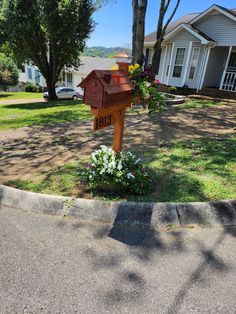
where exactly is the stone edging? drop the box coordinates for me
[0,184,236,226]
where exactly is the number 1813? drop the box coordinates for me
[95,114,112,130]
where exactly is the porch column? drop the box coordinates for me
[167,42,175,85]
[161,45,168,83]
[199,46,211,90]
[219,46,232,90]
[182,41,193,86]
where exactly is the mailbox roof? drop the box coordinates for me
[78,70,133,94]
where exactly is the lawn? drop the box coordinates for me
[174,98,229,109]
[7,135,236,202]
[0,92,43,100]
[0,98,230,131]
[0,99,91,130]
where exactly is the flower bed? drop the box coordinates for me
[84,146,152,195]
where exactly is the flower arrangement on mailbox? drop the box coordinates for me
[128,64,166,114]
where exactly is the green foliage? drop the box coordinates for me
[82,46,127,58]
[1,0,94,99]
[128,64,166,114]
[168,86,177,92]
[83,145,152,195]
[0,52,18,86]
[25,82,39,93]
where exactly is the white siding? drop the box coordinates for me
[194,13,236,46]
[202,47,229,87]
[165,29,199,45]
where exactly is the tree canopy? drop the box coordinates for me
[1,0,94,99]
[0,52,18,87]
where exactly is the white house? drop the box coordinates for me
[144,5,236,93]
[11,56,116,92]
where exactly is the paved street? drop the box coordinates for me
[0,205,236,314]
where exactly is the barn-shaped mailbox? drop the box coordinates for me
[78,70,133,109]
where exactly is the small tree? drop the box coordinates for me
[0,52,18,87]
[1,0,94,100]
[152,0,180,73]
[132,0,148,65]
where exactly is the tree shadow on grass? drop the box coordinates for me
[0,93,14,99]
[2,99,83,110]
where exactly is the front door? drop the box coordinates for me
[228,52,236,69]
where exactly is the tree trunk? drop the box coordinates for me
[132,0,138,62]
[152,0,180,75]
[46,79,57,100]
[132,0,148,65]
[152,40,162,74]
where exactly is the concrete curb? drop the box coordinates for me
[0,184,236,227]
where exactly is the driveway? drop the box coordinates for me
[0,205,236,313]
[0,98,46,105]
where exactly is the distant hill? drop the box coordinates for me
[82,46,130,58]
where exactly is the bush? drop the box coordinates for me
[168,86,177,93]
[83,146,152,195]
[25,82,39,92]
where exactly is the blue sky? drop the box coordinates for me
[87,0,236,47]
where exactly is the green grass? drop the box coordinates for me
[0,92,43,100]
[6,135,236,202]
[174,99,229,109]
[0,99,90,130]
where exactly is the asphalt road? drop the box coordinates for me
[0,205,236,314]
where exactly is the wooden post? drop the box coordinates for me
[112,109,126,152]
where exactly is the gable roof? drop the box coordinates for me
[78,70,133,94]
[163,23,215,44]
[190,5,236,24]
[145,6,236,43]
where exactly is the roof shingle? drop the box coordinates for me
[145,7,236,43]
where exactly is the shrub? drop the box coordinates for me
[83,145,152,195]
[25,82,39,92]
[168,86,177,93]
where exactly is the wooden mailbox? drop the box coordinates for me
[79,70,133,109]
[78,69,133,152]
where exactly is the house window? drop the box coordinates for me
[27,68,32,80]
[173,48,186,78]
[35,69,41,84]
[189,48,200,80]
[67,72,73,84]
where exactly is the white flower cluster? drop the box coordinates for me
[91,145,121,175]
[86,145,143,184]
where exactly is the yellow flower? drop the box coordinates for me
[128,65,134,73]
[111,65,118,70]
[134,64,140,70]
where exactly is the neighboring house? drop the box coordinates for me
[75,56,116,95]
[144,4,236,93]
[11,56,116,93]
